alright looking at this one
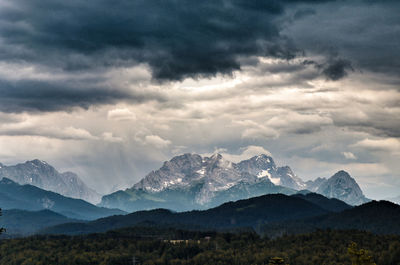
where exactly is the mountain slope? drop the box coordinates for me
[100,153,369,212]
[0,159,100,203]
[0,209,80,236]
[309,170,369,205]
[314,200,400,233]
[292,192,352,212]
[237,156,306,190]
[262,200,400,237]
[0,178,125,220]
[43,193,332,235]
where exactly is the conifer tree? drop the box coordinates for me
[0,208,4,234]
[348,242,376,265]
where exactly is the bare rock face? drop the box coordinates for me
[313,170,369,205]
[101,153,370,212]
[276,166,307,190]
[100,153,308,211]
[133,153,258,205]
[0,159,101,204]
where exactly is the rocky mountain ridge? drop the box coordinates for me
[0,159,101,204]
[308,170,369,205]
[134,153,305,197]
[100,153,369,212]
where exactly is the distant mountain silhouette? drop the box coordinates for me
[43,194,400,237]
[262,200,400,237]
[0,209,79,236]
[100,153,369,213]
[100,153,299,212]
[42,193,346,235]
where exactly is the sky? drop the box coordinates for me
[0,0,399,199]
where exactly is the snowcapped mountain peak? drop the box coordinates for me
[276,166,306,190]
[206,153,233,170]
[118,153,370,208]
[32,159,47,164]
[134,153,253,199]
[255,154,272,163]
[237,154,276,176]
[133,153,308,199]
[101,153,371,212]
[26,159,55,171]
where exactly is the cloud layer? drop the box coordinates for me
[0,0,399,199]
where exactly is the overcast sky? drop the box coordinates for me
[0,0,399,199]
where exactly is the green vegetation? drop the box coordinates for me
[0,208,4,235]
[348,242,376,265]
[0,228,399,264]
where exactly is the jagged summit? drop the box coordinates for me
[133,153,248,200]
[100,153,315,211]
[304,170,369,205]
[276,166,306,190]
[313,170,369,205]
[237,154,276,176]
[0,159,101,204]
[101,153,370,212]
[29,159,49,165]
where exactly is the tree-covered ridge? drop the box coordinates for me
[0,228,399,265]
[42,196,400,237]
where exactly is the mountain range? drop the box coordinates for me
[261,199,400,238]
[0,178,124,220]
[99,153,369,212]
[42,193,400,237]
[42,193,351,235]
[0,159,101,203]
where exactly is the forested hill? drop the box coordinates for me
[1,228,399,264]
[42,193,348,235]
[0,178,124,220]
[0,209,80,236]
[262,200,400,237]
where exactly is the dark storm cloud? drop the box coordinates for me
[322,59,353,81]
[0,0,398,113]
[283,0,400,80]
[0,0,337,82]
[293,8,317,20]
[333,110,400,138]
[300,58,353,81]
[0,79,163,112]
